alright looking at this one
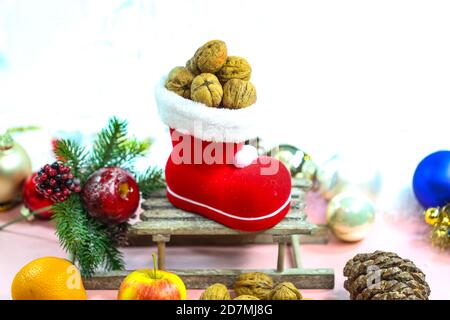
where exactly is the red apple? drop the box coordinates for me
[118,254,186,300]
[81,167,140,223]
[22,173,55,219]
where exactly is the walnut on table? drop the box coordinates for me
[200,283,231,300]
[233,272,273,299]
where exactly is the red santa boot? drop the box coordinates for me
[155,78,292,232]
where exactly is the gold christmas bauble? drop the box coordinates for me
[326,191,376,242]
[424,207,440,226]
[268,144,317,182]
[0,133,32,207]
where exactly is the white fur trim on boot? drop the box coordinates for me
[234,145,259,168]
[155,76,264,143]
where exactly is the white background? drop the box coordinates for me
[0,0,449,214]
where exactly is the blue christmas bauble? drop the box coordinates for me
[413,150,450,208]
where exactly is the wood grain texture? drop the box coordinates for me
[141,190,306,211]
[130,218,315,236]
[141,178,309,209]
[84,268,334,290]
[140,198,306,220]
[126,225,329,247]
[133,178,314,237]
[103,177,335,292]
[291,235,302,268]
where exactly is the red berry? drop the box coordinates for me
[35,161,81,203]
[22,173,55,220]
[81,167,140,224]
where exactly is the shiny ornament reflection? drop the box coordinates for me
[424,207,441,226]
[0,132,32,207]
[269,144,317,182]
[424,204,450,249]
[413,150,450,208]
[317,154,382,200]
[327,191,376,242]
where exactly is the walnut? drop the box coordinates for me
[234,295,260,300]
[165,66,194,99]
[190,73,223,108]
[222,79,256,109]
[194,40,227,73]
[233,272,273,300]
[267,282,302,300]
[217,56,252,84]
[186,57,201,76]
[200,283,231,300]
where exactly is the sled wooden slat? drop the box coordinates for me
[140,198,306,220]
[141,190,306,211]
[134,178,314,237]
[142,179,311,206]
[130,221,315,237]
[130,218,315,236]
[84,268,334,290]
[86,178,334,290]
[126,225,329,247]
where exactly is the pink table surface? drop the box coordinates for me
[1,192,449,300]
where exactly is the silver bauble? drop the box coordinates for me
[317,154,382,200]
[326,190,376,242]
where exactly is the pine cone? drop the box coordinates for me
[343,251,430,300]
[107,222,131,247]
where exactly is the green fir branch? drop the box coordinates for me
[51,117,162,276]
[52,194,125,277]
[137,167,165,198]
[88,117,150,174]
[54,139,87,179]
[89,117,129,171]
[110,138,151,170]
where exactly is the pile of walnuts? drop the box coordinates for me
[165,40,257,109]
[199,272,306,300]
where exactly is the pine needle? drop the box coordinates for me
[52,194,125,277]
[54,139,87,179]
[137,167,165,198]
[51,117,164,276]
